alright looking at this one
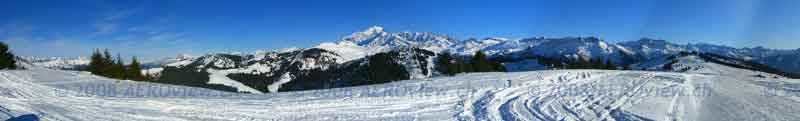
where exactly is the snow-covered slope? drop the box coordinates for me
[632,52,796,78]
[3,64,800,120]
[448,37,506,55]
[480,37,544,55]
[617,38,688,61]
[313,41,368,63]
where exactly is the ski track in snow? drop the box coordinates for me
[457,71,662,121]
[2,67,800,121]
[206,69,264,94]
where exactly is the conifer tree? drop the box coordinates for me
[144,72,152,81]
[578,56,590,69]
[436,53,456,76]
[591,59,603,69]
[103,49,112,65]
[0,42,17,69]
[453,57,464,74]
[126,56,145,81]
[450,53,462,75]
[112,54,125,79]
[491,61,506,72]
[459,57,473,73]
[605,60,617,70]
[472,51,491,72]
[101,49,113,76]
[367,53,409,84]
[566,57,584,69]
[88,49,104,74]
[623,64,633,70]
[86,49,150,81]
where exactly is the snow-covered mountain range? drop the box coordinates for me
[23,26,800,93]
[4,51,800,120]
[314,26,799,70]
[18,56,90,70]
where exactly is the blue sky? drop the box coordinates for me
[1,0,799,60]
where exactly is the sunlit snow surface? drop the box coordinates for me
[2,62,800,120]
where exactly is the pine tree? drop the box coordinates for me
[578,57,591,69]
[453,57,465,74]
[126,56,145,81]
[112,54,125,79]
[0,42,17,69]
[459,57,473,73]
[491,61,506,72]
[567,57,584,69]
[538,57,563,69]
[88,49,104,74]
[101,49,113,77]
[448,60,461,75]
[103,49,112,65]
[436,53,455,76]
[591,59,603,69]
[144,72,153,81]
[605,60,617,70]
[623,64,633,70]
[472,51,491,72]
[86,49,150,81]
[367,53,409,84]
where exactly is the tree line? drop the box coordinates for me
[365,52,410,84]
[0,42,17,69]
[87,49,149,81]
[436,51,506,76]
[537,56,618,70]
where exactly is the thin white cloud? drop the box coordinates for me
[128,26,164,35]
[1,33,91,58]
[0,20,196,61]
[148,32,184,41]
[0,7,200,60]
[0,23,37,36]
[92,23,119,35]
[91,10,138,35]
[104,10,135,21]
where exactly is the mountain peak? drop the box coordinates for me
[176,54,194,59]
[343,26,388,44]
[365,26,384,33]
[636,38,667,44]
[338,26,458,52]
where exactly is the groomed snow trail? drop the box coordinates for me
[456,71,683,121]
[2,67,800,121]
